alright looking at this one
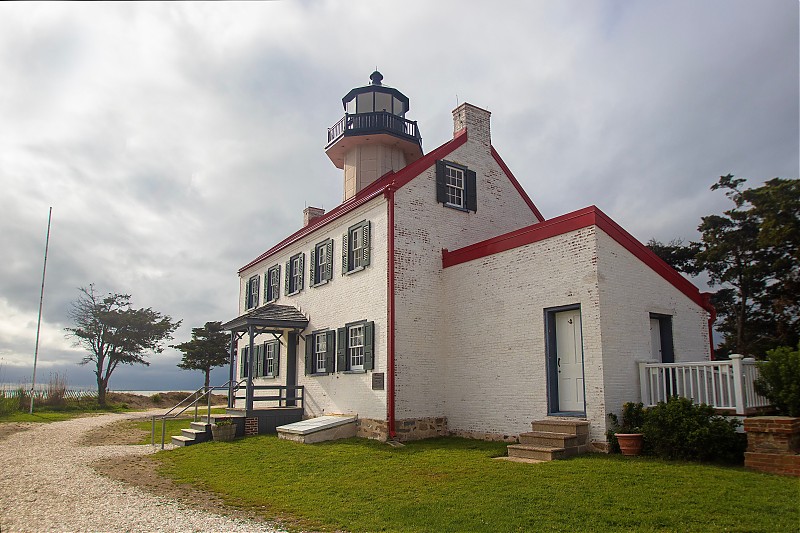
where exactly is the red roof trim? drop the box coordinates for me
[490,146,545,222]
[442,205,712,313]
[238,129,468,273]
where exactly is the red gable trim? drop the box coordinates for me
[238,129,468,273]
[490,146,545,222]
[442,205,712,314]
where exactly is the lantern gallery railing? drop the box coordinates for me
[638,354,771,415]
[327,111,421,146]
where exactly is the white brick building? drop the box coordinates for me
[222,72,714,447]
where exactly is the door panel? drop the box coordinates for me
[555,310,584,412]
[650,318,662,360]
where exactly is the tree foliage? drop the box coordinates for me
[647,175,799,356]
[754,343,800,417]
[172,321,230,390]
[65,285,181,406]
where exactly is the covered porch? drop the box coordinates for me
[221,303,309,435]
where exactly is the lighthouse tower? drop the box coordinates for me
[325,71,423,201]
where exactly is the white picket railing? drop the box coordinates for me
[638,354,771,415]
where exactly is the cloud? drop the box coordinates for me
[0,1,796,388]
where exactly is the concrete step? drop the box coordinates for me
[171,435,194,447]
[277,415,357,444]
[181,428,210,443]
[507,444,566,461]
[190,421,211,431]
[519,431,580,448]
[531,419,589,436]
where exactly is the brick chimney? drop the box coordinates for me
[303,206,325,227]
[452,103,491,147]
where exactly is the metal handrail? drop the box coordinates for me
[151,379,246,449]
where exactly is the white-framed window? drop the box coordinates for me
[315,332,327,373]
[436,160,477,212]
[305,329,335,375]
[246,276,259,309]
[445,165,464,208]
[265,341,277,377]
[342,220,370,274]
[285,253,304,295]
[265,265,280,303]
[311,239,333,286]
[348,324,365,371]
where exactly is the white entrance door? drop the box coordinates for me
[650,318,662,361]
[556,309,584,412]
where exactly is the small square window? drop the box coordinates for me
[445,166,464,208]
[436,160,476,212]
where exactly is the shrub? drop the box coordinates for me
[641,397,744,464]
[45,372,67,408]
[0,392,17,416]
[150,393,163,404]
[606,402,646,453]
[754,343,800,416]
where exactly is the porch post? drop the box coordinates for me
[286,331,297,407]
[246,325,255,416]
[730,354,745,415]
[228,331,236,409]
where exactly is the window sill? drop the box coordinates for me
[343,266,366,276]
[309,372,330,377]
[287,290,302,296]
[254,376,277,380]
[443,202,470,213]
[343,369,367,374]
[310,279,329,288]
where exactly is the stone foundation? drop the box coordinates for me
[449,429,518,443]
[394,417,448,441]
[744,416,800,477]
[356,418,389,441]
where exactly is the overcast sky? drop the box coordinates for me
[0,1,797,392]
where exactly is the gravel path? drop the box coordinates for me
[0,411,280,532]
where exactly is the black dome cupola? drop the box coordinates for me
[326,72,424,201]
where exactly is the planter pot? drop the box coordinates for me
[212,424,236,442]
[616,433,644,456]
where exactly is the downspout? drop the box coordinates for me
[385,185,397,439]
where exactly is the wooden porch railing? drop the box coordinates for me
[234,385,305,409]
[639,354,771,415]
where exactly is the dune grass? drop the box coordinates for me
[154,436,799,532]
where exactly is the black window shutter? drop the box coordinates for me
[263,272,269,302]
[435,160,447,204]
[274,341,280,377]
[337,327,347,371]
[363,321,374,371]
[284,261,291,295]
[243,281,248,311]
[362,222,371,267]
[310,247,316,285]
[275,265,281,300]
[255,277,260,307]
[325,240,333,281]
[304,336,313,375]
[298,254,304,291]
[326,330,336,373]
[240,347,248,378]
[342,233,349,274]
[256,343,263,378]
[466,169,477,212]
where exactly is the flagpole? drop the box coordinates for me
[30,207,52,414]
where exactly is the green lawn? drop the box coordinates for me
[0,410,96,423]
[154,436,799,532]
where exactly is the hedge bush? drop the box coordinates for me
[754,343,800,416]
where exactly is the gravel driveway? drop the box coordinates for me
[0,411,280,532]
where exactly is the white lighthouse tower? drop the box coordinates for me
[325,71,424,201]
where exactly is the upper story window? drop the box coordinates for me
[342,220,371,275]
[311,239,334,287]
[265,264,281,303]
[285,253,304,295]
[436,160,477,212]
[246,275,260,310]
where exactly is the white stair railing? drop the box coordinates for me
[638,354,771,415]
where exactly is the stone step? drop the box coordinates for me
[519,431,581,448]
[181,428,210,443]
[531,419,589,436]
[190,421,211,431]
[507,444,566,461]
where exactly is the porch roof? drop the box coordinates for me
[222,303,309,333]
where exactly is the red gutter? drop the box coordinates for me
[385,185,397,439]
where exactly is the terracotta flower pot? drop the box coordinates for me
[616,433,644,456]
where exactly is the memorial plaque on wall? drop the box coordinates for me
[372,372,385,390]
